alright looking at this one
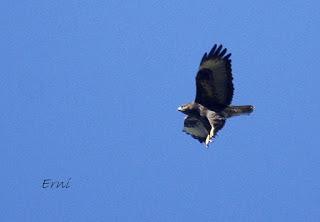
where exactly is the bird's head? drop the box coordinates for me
[177,103,197,115]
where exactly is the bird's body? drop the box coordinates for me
[178,44,254,147]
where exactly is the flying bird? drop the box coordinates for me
[178,44,254,147]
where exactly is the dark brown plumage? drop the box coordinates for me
[178,44,254,147]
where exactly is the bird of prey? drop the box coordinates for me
[178,44,254,147]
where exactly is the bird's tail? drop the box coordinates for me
[224,105,254,118]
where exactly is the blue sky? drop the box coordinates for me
[1,0,320,221]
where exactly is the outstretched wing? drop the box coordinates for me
[182,116,210,143]
[195,44,234,111]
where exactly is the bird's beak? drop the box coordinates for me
[177,106,182,112]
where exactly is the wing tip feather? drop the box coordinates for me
[202,44,231,63]
[200,52,207,65]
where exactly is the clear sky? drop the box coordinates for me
[1,0,320,221]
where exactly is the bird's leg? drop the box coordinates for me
[209,127,214,138]
[205,128,214,147]
[205,135,210,147]
[205,127,214,148]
